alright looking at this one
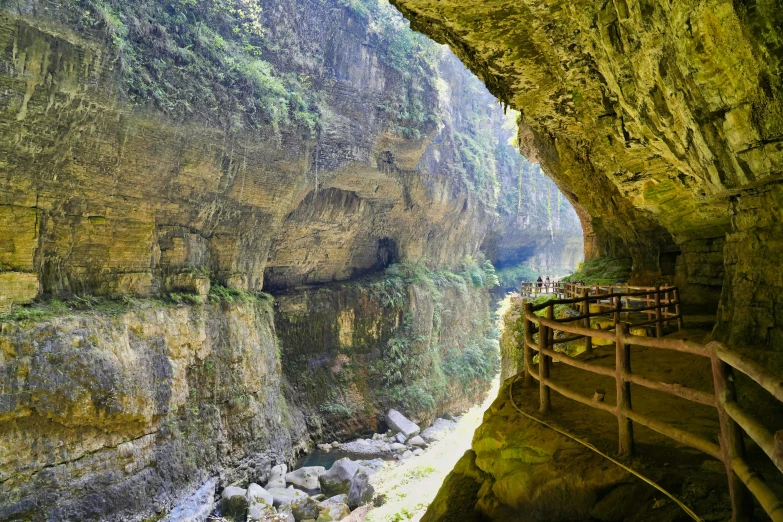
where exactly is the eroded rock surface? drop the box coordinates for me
[392,0,783,347]
[0,301,307,521]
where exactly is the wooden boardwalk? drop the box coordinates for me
[514,283,783,522]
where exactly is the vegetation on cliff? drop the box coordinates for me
[277,258,500,439]
[562,257,632,285]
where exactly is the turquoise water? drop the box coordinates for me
[296,450,351,470]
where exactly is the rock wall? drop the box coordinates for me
[275,264,498,441]
[422,379,729,522]
[0,1,580,306]
[391,0,783,338]
[0,299,308,522]
[0,2,477,302]
[0,264,499,521]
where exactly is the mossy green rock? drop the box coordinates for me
[392,0,783,348]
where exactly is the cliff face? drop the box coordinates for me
[0,1,558,520]
[391,0,783,343]
[0,300,308,522]
[0,2,467,302]
[0,270,496,521]
[0,0,580,304]
[276,263,498,441]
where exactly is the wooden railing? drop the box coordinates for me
[520,293,783,522]
[520,282,682,341]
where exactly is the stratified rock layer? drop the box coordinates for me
[0,300,307,522]
[276,265,498,440]
[392,0,783,346]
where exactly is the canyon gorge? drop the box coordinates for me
[1,0,782,521]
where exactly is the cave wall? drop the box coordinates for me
[391,0,783,339]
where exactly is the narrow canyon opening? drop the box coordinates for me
[1,1,782,522]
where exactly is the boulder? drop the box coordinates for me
[331,441,340,448]
[266,486,308,508]
[390,443,407,452]
[385,409,420,438]
[246,483,274,521]
[408,435,426,447]
[395,433,407,444]
[221,486,248,521]
[412,448,425,457]
[321,494,348,506]
[347,468,374,508]
[266,464,288,489]
[291,496,320,521]
[317,443,332,452]
[247,483,274,508]
[286,466,326,491]
[316,501,350,522]
[399,451,413,460]
[318,458,360,496]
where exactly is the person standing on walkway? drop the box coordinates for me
[537,276,543,294]
[545,276,551,293]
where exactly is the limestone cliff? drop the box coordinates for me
[391,0,783,344]
[276,262,498,440]
[0,0,579,307]
[0,270,497,521]
[0,1,583,520]
[0,299,308,522]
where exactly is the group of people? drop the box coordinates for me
[536,276,553,290]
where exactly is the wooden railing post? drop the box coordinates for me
[623,287,630,321]
[711,349,753,522]
[538,319,551,414]
[523,302,534,387]
[613,296,620,328]
[583,289,592,354]
[655,287,663,338]
[616,322,634,457]
[674,287,683,331]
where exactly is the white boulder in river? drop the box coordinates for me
[285,466,325,490]
[246,483,275,521]
[408,435,426,447]
[385,409,420,437]
[266,464,288,489]
[347,467,374,508]
[221,486,248,520]
[266,486,308,508]
[319,459,360,496]
[318,458,375,507]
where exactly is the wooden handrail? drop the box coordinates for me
[713,344,783,403]
[732,458,783,522]
[515,290,783,522]
[724,401,783,474]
